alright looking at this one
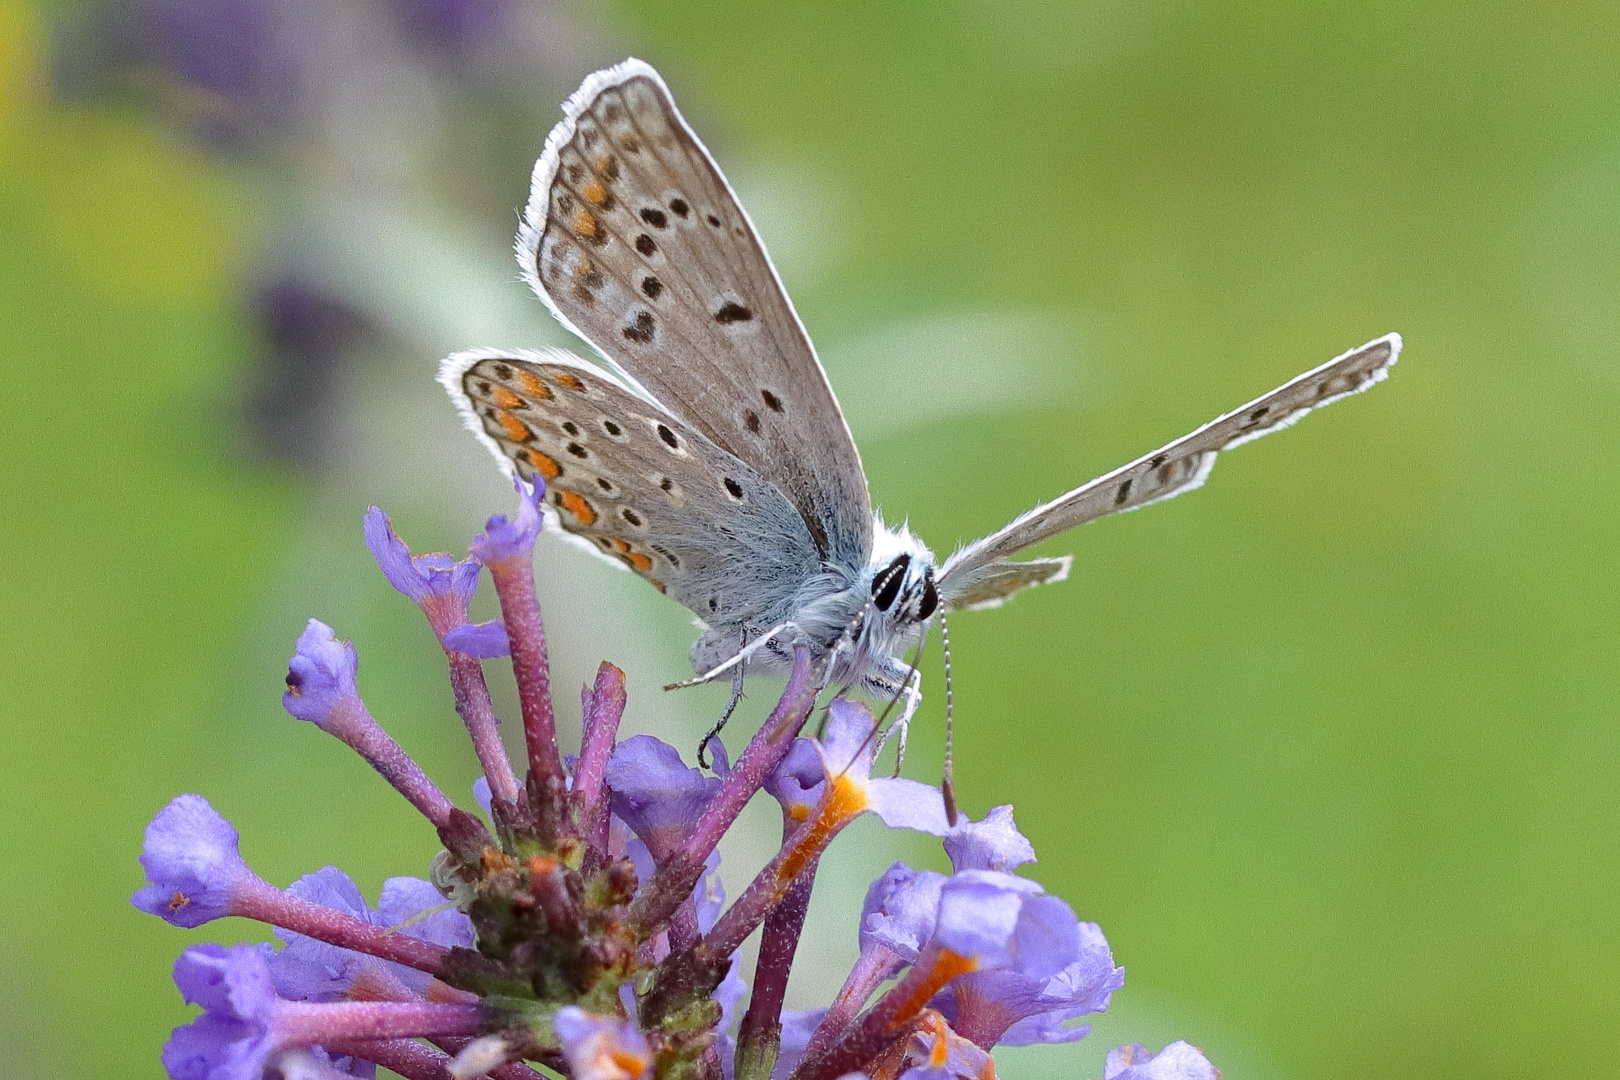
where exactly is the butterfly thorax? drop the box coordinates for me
[687,518,936,695]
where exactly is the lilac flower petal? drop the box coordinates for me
[932,871,1076,980]
[816,698,879,778]
[271,867,385,1001]
[379,877,474,950]
[282,619,360,724]
[866,778,951,836]
[713,954,747,1033]
[606,735,721,855]
[860,863,947,961]
[944,805,1035,873]
[1104,1041,1219,1080]
[166,944,281,1080]
[765,738,824,818]
[472,777,493,819]
[443,619,511,658]
[132,794,253,928]
[469,476,545,565]
[554,1006,653,1080]
[362,507,481,611]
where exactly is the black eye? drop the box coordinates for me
[871,554,910,612]
[916,575,939,621]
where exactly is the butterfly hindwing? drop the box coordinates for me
[443,348,821,629]
[516,58,872,569]
[941,334,1401,589]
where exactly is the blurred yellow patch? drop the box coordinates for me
[10,107,244,307]
[0,0,42,144]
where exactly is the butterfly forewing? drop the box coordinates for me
[517,59,872,568]
[940,333,1402,589]
[447,348,821,628]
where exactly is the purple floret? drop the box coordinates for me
[860,862,947,962]
[943,805,1036,873]
[363,506,481,612]
[282,619,359,725]
[606,735,722,858]
[164,944,283,1080]
[469,476,545,565]
[442,618,511,658]
[1105,1041,1220,1079]
[132,795,255,928]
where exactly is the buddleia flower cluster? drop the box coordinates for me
[132,478,1219,1080]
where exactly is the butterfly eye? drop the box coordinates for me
[871,554,910,612]
[916,574,939,621]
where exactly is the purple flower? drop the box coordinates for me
[896,1012,995,1080]
[811,699,951,835]
[442,618,512,658]
[469,476,545,566]
[764,738,824,823]
[379,876,474,950]
[1105,1041,1220,1080]
[924,872,1122,1050]
[931,871,1077,980]
[163,944,287,1080]
[282,620,359,726]
[606,736,722,859]
[363,507,481,628]
[553,1006,653,1080]
[860,863,946,962]
[943,805,1035,873]
[270,868,472,1000]
[132,795,259,928]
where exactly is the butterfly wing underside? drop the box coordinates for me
[939,333,1401,598]
[517,58,872,568]
[442,348,821,628]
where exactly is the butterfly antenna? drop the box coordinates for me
[940,613,958,826]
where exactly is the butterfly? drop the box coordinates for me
[441,58,1399,769]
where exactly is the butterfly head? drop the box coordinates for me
[866,523,939,630]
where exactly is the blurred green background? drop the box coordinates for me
[4,0,1617,1077]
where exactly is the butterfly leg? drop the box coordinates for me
[872,668,923,775]
[697,637,748,769]
[666,621,800,691]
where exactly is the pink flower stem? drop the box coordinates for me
[630,647,816,935]
[799,944,903,1066]
[274,998,484,1044]
[789,945,975,1080]
[734,856,818,1080]
[572,661,627,851]
[444,651,524,821]
[324,696,457,828]
[485,555,564,820]
[231,877,450,975]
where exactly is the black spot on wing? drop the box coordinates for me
[639,207,668,228]
[641,276,663,299]
[714,302,753,324]
[622,311,655,344]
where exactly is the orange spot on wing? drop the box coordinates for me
[622,552,652,573]
[524,449,561,479]
[651,580,666,593]
[514,370,553,399]
[558,490,596,526]
[492,386,523,409]
[553,372,586,392]
[572,210,598,237]
[496,411,532,443]
[611,538,631,553]
[582,180,607,205]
